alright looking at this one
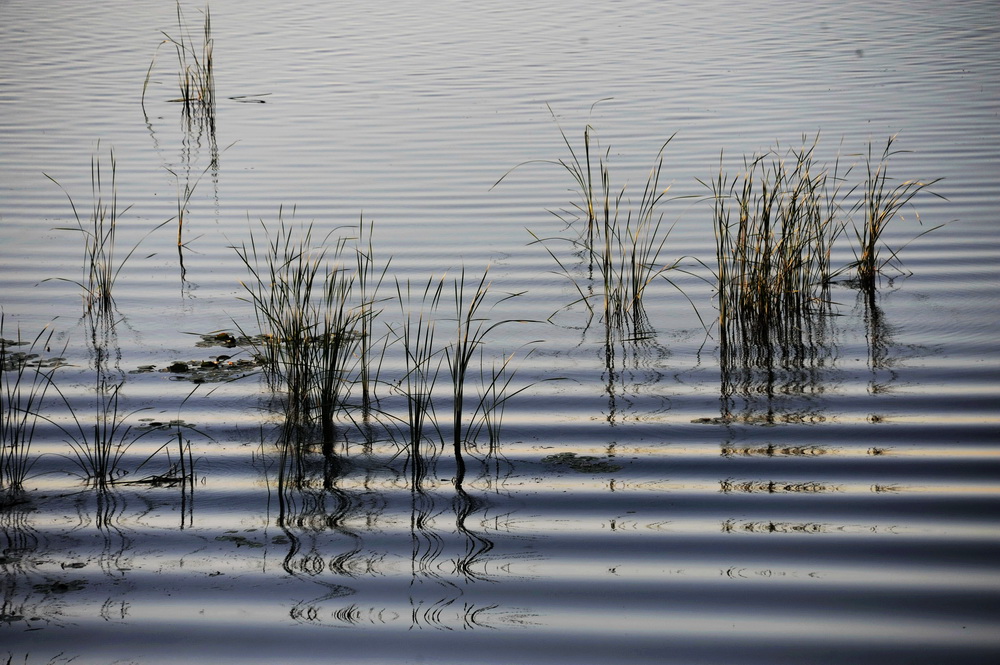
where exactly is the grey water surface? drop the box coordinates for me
[1,1,998,663]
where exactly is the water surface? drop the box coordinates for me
[1,1,998,663]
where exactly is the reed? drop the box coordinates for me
[1,319,58,497]
[849,135,944,288]
[234,215,372,443]
[45,150,132,319]
[466,349,534,453]
[143,1,216,132]
[354,218,391,418]
[703,136,845,340]
[498,112,695,333]
[445,267,507,448]
[52,377,159,489]
[392,277,445,455]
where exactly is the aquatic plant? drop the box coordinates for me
[443,267,522,449]
[848,135,944,288]
[466,348,534,453]
[143,1,216,132]
[497,108,697,334]
[45,149,164,320]
[391,276,445,456]
[54,376,161,489]
[354,218,391,418]
[702,137,846,423]
[234,215,374,444]
[703,136,845,336]
[1,319,59,498]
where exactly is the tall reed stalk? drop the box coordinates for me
[849,135,944,289]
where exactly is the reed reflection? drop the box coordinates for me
[0,499,41,627]
[601,312,672,426]
[716,297,837,425]
[268,421,514,630]
[860,286,898,403]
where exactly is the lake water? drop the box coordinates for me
[1,1,999,663]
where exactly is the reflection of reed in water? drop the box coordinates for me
[719,478,840,494]
[860,287,898,401]
[601,312,673,426]
[716,298,837,425]
[0,500,42,627]
[268,421,515,630]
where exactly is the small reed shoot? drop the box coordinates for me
[848,135,945,289]
[467,349,535,455]
[54,377,158,489]
[1,319,59,498]
[46,149,127,319]
[501,114,696,335]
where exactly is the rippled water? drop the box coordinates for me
[2,1,999,663]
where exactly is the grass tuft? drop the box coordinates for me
[143,1,216,133]
[848,135,945,288]
[498,108,699,335]
[1,318,59,498]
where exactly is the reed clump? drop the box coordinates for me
[235,215,386,447]
[703,136,845,339]
[498,108,694,335]
[143,1,216,132]
[848,135,945,288]
[1,319,59,498]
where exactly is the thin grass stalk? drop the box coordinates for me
[355,218,390,417]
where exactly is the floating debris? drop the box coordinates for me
[129,356,259,383]
[215,534,264,548]
[137,418,197,431]
[1,349,69,371]
[542,452,622,473]
[33,579,88,594]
